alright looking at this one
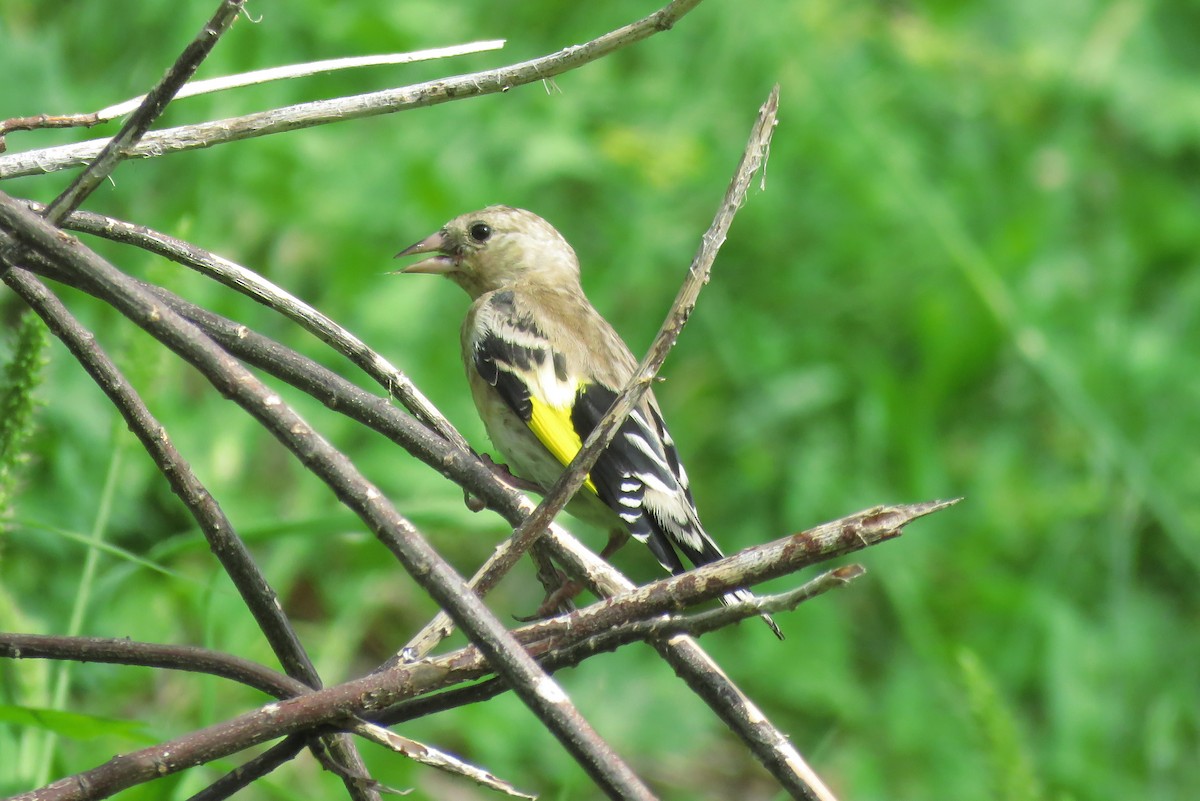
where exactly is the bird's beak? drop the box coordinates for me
[393,230,455,274]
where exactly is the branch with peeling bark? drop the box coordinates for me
[0,501,953,801]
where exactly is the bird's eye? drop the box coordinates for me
[469,223,492,242]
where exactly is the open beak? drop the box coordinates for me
[393,230,455,274]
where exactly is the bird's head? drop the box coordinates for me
[395,206,581,298]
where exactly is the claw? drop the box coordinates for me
[515,579,582,622]
[480,453,544,494]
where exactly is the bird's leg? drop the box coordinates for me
[516,528,630,621]
[515,579,580,622]
[599,527,630,561]
[478,452,544,494]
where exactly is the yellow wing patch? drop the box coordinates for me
[528,394,598,495]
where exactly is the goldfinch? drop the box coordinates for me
[396,206,782,639]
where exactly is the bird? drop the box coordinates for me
[395,205,782,639]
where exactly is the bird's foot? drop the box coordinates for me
[514,579,582,622]
[479,453,544,494]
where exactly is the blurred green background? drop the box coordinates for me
[1,0,1197,799]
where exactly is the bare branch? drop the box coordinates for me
[94,42,507,119]
[0,114,104,152]
[0,633,304,700]
[183,737,307,801]
[541,566,865,660]
[652,640,835,801]
[0,0,706,180]
[515,85,782,557]
[351,722,535,799]
[519,501,956,649]
[0,43,507,153]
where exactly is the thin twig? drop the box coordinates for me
[538,566,865,660]
[0,0,706,180]
[4,24,493,153]
[184,737,307,801]
[93,42,507,119]
[0,114,104,154]
[351,721,535,799]
[513,502,955,650]
[0,42,504,149]
[516,85,783,571]
[41,0,246,223]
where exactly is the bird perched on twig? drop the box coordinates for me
[396,205,782,639]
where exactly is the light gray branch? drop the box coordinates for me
[93,42,507,119]
[0,0,705,180]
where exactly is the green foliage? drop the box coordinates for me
[0,705,150,742]
[2,0,1197,799]
[959,648,1045,801]
[0,311,48,518]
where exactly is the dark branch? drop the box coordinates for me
[0,634,304,699]
[0,269,327,683]
[43,0,246,223]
